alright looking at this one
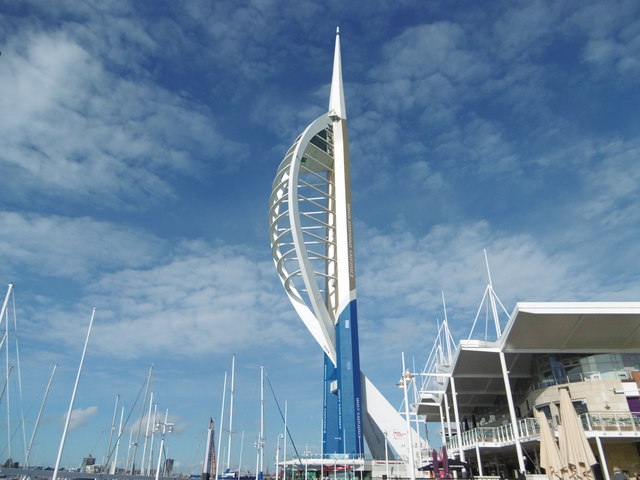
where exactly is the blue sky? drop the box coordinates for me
[1,0,640,473]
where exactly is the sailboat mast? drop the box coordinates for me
[147,403,158,475]
[282,402,287,477]
[53,308,96,480]
[10,291,28,465]
[255,366,265,480]
[112,405,125,474]
[104,393,119,472]
[226,355,235,471]
[26,362,58,466]
[215,372,228,480]
[131,365,153,474]
[259,366,264,480]
[5,293,11,463]
[0,284,13,330]
[0,283,12,461]
[238,430,245,476]
[140,391,154,477]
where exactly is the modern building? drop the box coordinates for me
[415,282,640,479]
[268,29,425,461]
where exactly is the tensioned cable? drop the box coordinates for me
[103,374,149,468]
[263,370,303,468]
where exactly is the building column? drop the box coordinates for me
[438,404,447,446]
[443,392,453,447]
[595,436,610,480]
[475,445,483,477]
[498,351,525,473]
[449,377,465,462]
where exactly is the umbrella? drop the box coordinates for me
[432,448,440,478]
[535,409,565,480]
[442,446,449,478]
[558,389,597,480]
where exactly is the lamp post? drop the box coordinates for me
[384,431,389,480]
[154,411,174,480]
[303,446,309,480]
[276,434,284,480]
[400,353,416,480]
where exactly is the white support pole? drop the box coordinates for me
[449,377,465,462]
[498,351,525,473]
[475,445,483,477]
[53,308,96,480]
[438,403,447,446]
[484,250,502,338]
[595,436,610,480]
[402,353,416,480]
[443,393,453,443]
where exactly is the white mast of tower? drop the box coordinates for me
[327,26,356,320]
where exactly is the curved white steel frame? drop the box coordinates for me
[268,113,339,365]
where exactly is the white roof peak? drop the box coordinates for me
[329,28,346,120]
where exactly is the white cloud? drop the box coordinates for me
[491,0,562,61]
[571,0,640,77]
[0,29,243,209]
[578,139,640,225]
[368,22,489,118]
[26,242,299,360]
[356,219,637,353]
[0,211,163,279]
[68,405,99,431]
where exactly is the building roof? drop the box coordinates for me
[417,302,640,418]
[502,302,640,352]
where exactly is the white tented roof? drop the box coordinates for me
[417,302,640,417]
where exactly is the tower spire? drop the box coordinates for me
[329,27,346,120]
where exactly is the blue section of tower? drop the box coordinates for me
[323,298,363,457]
[323,354,341,454]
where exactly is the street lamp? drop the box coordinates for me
[154,411,174,480]
[303,446,309,480]
[276,434,284,480]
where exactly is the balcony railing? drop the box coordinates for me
[445,412,640,452]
